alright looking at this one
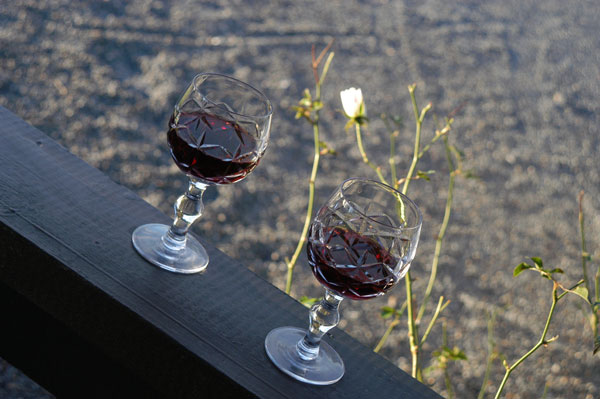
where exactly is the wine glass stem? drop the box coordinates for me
[161,178,208,253]
[296,290,344,361]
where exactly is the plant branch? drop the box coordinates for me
[355,123,389,185]
[405,275,422,380]
[494,283,561,399]
[374,301,407,353]
[579,191,591,298]
[416,134,455,323]
[389,128,399,190]
[285,121,320,294]
[400,84,430,381]
[478,310,498,399]
[311,40,334,92]
[417,122,452,160]
[401,84,431,195]
[285,44,333,294]
[421,296,450,345]
[442,322,455,399]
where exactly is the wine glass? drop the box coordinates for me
[265,178,422,385]
[132,73,272,274]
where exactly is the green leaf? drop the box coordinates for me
[318,141,336,155]
[344,119,357,131]
[299,296,320,308]
[594,336,600,355]
[569,286,590,303]
[514,263,532,277]
[416,170,436,181]
[531,257,543,269]
[447,346,467,361]
[548,268,564,274]
[380,306,396,319]
[463,169,480,180]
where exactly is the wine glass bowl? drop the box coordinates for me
[307,178,421,300]
[167,73,272,185]
[265,178,422,385]
[132,73,272,274]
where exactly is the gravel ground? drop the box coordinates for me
[1,1,599,398]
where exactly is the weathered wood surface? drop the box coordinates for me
[0,106,442,398]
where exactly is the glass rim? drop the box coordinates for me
[192,72,273,120]
[340,177,423,231]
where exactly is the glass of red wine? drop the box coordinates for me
[265,178,422,385]
[132,73,272,273]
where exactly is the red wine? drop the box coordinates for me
[307,226,400,300]
[167,111,259,184]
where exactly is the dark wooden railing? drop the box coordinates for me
[0,106,441,398]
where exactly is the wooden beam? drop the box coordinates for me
[0,106,441,398]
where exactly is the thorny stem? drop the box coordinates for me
[355,123,389,185]
[493,281,580,399]
[285,43,334,295]
[285,121,320,294]
[402,84,430,381]
[416,135,455,324]
[375,109,454,361]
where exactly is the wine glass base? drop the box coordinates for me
[264,327,344,385]
[132,223,209,274]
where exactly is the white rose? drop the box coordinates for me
[340,87,365,119]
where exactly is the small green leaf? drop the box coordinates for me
[548,268,564,274]
[594,336,600,355]
[416,170,436,181]
[299,296,320,308]
[344,119,353,130]
[318,141,336,155]
[569,286,590,303]
[380,306,396,319]
[447,346,467,361]
[463,169,480,180]
[514,263,532,277]
[531,257,543,269]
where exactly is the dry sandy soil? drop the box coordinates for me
[1,1,599,398]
